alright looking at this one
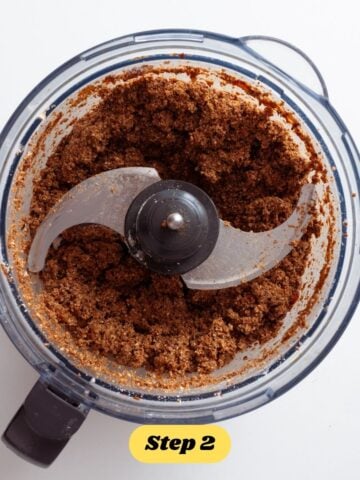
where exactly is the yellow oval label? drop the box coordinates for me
[129,425,231,463]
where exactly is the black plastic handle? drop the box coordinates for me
[2,379,88,467]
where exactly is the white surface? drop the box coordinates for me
[0,0,359,478]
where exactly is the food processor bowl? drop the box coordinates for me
[0,30,359,466]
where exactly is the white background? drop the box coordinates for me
[0,1,359,479]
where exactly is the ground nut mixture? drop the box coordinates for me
[27,69,323,376]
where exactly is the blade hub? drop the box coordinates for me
[124,180,220,275]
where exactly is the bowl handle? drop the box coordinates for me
[238,35,329,100]
[2,379,88,467]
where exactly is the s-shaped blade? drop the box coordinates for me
[28,166,315,291]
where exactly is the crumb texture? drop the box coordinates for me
[27,70,321,376]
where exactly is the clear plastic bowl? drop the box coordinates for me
[0,30,358,439]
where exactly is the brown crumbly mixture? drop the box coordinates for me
[27,71,321,376]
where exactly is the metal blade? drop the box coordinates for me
[28,167,161,272]
[182,184,316,290]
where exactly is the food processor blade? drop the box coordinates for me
[28,167,315,289]
[28,167,161,272]
[182,183,316,289]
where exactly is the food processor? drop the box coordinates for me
[0,30,358,467]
